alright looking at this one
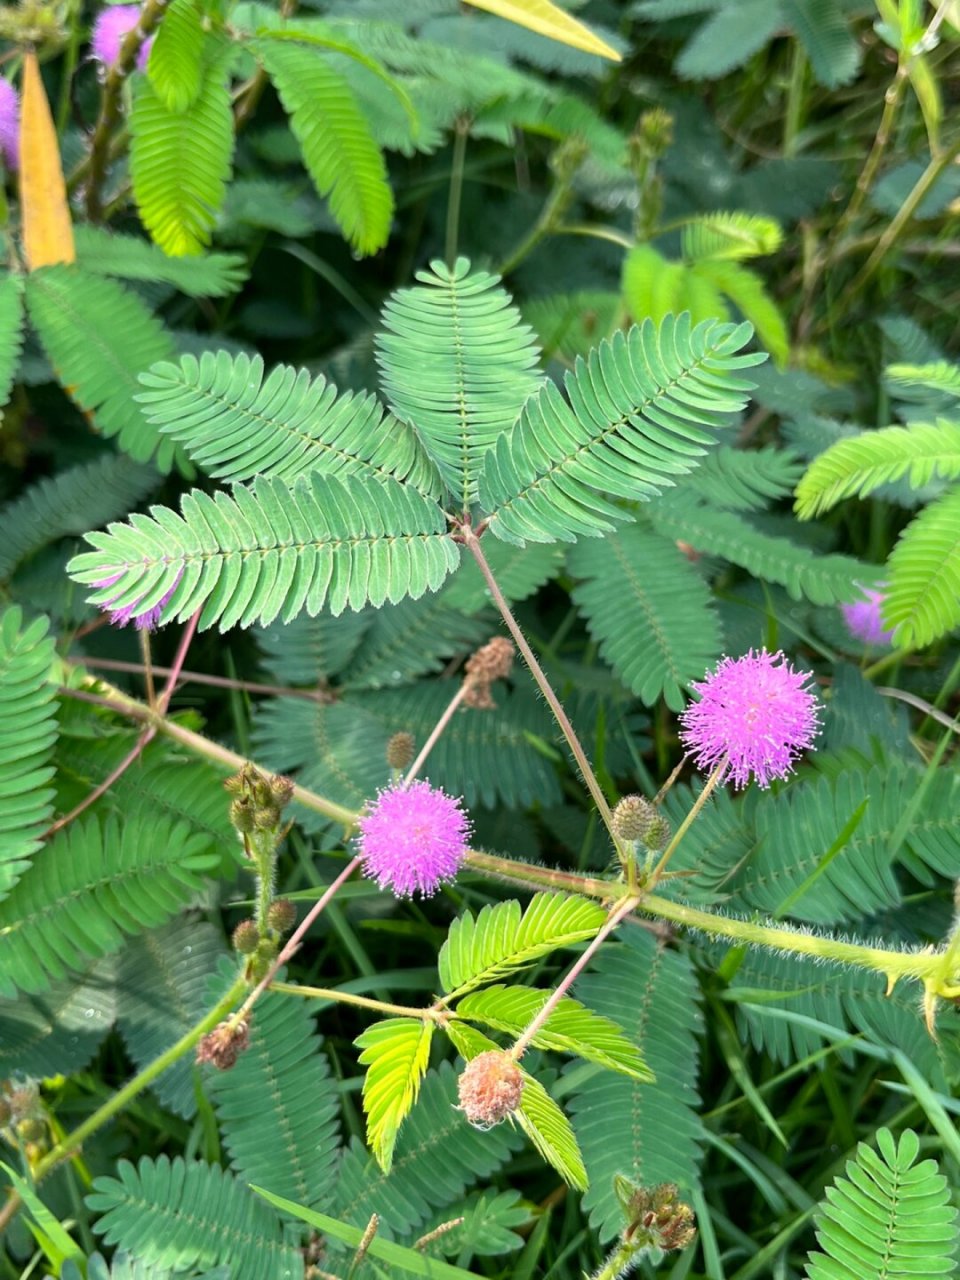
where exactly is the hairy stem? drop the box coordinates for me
[270,980,443,1021]
[464,531,616,837]
[404,684,468,786]
[510,895,639,1061]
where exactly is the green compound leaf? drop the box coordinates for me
[0,813,219,997]
[569,525,721,710]
[24,266,179,469]
[356,1017,434,1173]
[0,607,58,902]
[480,315,764,545]
[137,350,441,497]
[795,419,960,518]
[456,985,654,1081]
[67,472,459,632]
[377,257,544,507]
[147,0,203,113]
[131,46,234,256]
[0,273,25,418]
[804,1128,958,1279]
[438,893,607,999]
[256,38,393,255]
[886,360,960,401]
[680,211,784,262]
[74,226,246,298]
[87,1156,302,1280]
[886,484,960,647]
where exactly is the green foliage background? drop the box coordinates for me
[1,0,959,1277]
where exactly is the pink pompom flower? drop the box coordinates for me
[0,79,18,173]
[840,586,894,646]
[679,649,821,789]
[90,5,154,72]
[357,780,471,898]
[94,570,181,632]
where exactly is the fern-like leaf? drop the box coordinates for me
[0,607,58,902]
[0,455,157,581]
[480,315,764,544]
[356,1018,433,1173]
[570,525,721,710]
[208,985,340,1207]
[886,360,960,401]
[885,485,960,647]
[116,920,228,1118]
[74,227,246,298]
[569,928,704,1242]
[673,0,785,80]
[0,273,25,417]
[147,0,203,112]
[681,212,783,262]
[651,493,881,604]
[24,266,178,468]
[377,258,544,507]
[694,259,789,366]
[335,1062,522,1234]
[137,350,440,496]
[87,1156,302,1280]
[784,0,861,89]
[340,594,490,689]
[804,1128,958,1278]
[68,472,458,632]
[131,46,234,256]
[456,985,653,1080]
[439,893,606,998]
[686,443,803,510]
[0,959,116,1078]
[256,38,393,255]
[794,420,960,517]
[0,813,219,996]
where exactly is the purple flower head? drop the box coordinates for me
[90,5,154,72]
[840,586,894,647]
[357,780,471,898]
[94,570,181,632]
[0,78,19,173]
[679,649,821,789]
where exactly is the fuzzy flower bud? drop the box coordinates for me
[0,79,19,173]
[386,731,416,771]
[457,1051,524,1129]
[642,813,670,852]
[90,5,154,72]
[357,780,471,898]
[268,774,295,810]
[231,919,260,955]
[463,637,516,709]
[679,649,820,789]
[614,1178,697,1253]
[840,585,894,646]
[16,1116,46,1143]
[197,1018,251,1070]
[612,795,657,843]
[266,898,297,935]
[229,796,257,835]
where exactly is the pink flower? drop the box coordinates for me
[94,570,181,632]
[90,5,154,72]
[679,649,821,789]
[357,780,471,898]
[840,586,894,646]
[0,78,18,173]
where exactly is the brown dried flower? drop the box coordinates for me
[386,731,416,770]
[463,637,516,709]
[457,1051,524,1128]
[197,1018,251,1071]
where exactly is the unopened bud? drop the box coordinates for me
[232,920,260,955]
[269,775,295,809]
[457,1051,524,1129]
[249,939,276,980]
[386,731,416,770]
[612,795,656,843]
[254,805,282,831]
[197,1018,251,1071]
[267,898,297,934]
[229,796,256,835]
[16,1116,46,1143]
[643,814,670,852]
[614,1178,696,1253]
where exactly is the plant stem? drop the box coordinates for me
[783,41,807,157]
[510,895,639,1061]
[234,856,363,1024]
[269,980,443,1021]
[830,63,908,243]
[464,531,616,837]
[76,655,335,703]
[404,684,468,786]
[156,609,201,714]
[648,760,726,885]
[445,117,469,266]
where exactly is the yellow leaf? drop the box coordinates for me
[19,52,75,270]
[462,0,621,61]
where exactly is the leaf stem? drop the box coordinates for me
[269,980,443,1021]
[510,895,640,1061]
[464,530,616,838]
[648,759,726,885]
[403,684,468,786]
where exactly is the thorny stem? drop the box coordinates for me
[403,684,468,786]
[648,759,726,885]
[464,531,617,838]
[80,0,172,219]
[510,895,640,1061]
